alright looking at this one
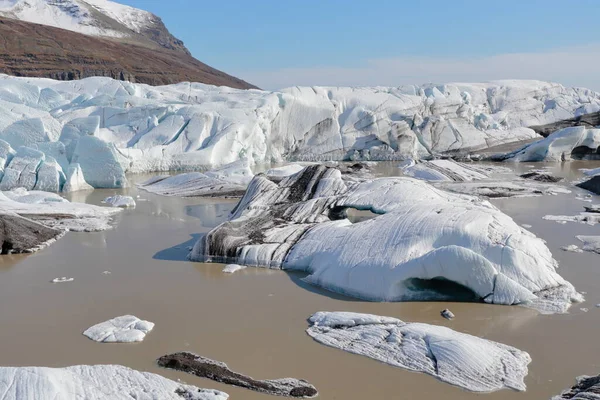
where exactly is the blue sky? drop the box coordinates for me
[119,0,600,90]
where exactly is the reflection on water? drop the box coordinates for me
[0,162,598,400]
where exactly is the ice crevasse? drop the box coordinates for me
[1,75,599,190]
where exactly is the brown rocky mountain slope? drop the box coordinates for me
[0,17,257,89]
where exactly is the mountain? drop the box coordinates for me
[0,0,256,89]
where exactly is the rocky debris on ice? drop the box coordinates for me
[529,110,600,137]
[1,76,599,190]
[552,374,600,399]
[577,236,600,254]
[83,315,154,343]
[0,212,65,254]
[222,264,246,273]
[0,188,120,232]
[52,277,74,283]
[102,195,136,208]
[307,311,530,392]
[584,205,600,213]
[191,165,582,312]
[157,352,318,398]
[438,180,570,198]
[499,127,600,162]
[520,172,563,183]
[577,175,600,195]
[138,161,253,197]
[441,309,455,320]
[398,159,567,197]
[0,364,228,400]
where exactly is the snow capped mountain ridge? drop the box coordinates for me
[0,0,179,50]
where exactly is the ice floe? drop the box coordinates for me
[577,175,600,195]
[0,188,120,231]
[400,159,494,182]
[157,352,318,398]
[83,315,154,343]
[51,277,74,283]
[577,236,600,254]
[138,161,253,197]
[307,311,530,392]
[0,364,228,399]
[1,75,599,189]
[102,195,136,208]
[222,264,246,273]
[191,165,582,312]
[500,127,600,162]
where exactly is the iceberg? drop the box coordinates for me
[307,311,530,392]
[552,374,600,399]
[138,161,253,197]
[1,75,599,190]
[0,188,121,231]
[83,315,154,343]
[500,127,600,162]
[190,165,582,312]
[102,195,136,208]
[0,364,228,400]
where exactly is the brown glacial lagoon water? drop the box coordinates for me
[0,162,599,399]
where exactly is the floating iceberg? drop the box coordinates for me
[0,188,121,231]
[138,161,253,197]
[190,165,582,312]
[1,75,599,189]
[83,315,154,343]
[577,236,600,254]
[0,364,228,399]
[102,195,136,208]
[552,374,600,399]
[307,311,530,392]
[222,264,246,273]
[501,127,600,162]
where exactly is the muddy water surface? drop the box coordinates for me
[0,163,599,399]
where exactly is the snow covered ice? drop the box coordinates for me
[0,364,228,400]
[51,277,74,283]
[307,311,530,392]
[1,75,599,190]
[191,165,582,312]
[83,315,154,343]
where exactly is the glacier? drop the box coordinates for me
[0,364,228,400]
[1,75,600,190]
[307,311,530,392]
[190,165,582,312]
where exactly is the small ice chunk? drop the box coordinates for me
[102,271,111,275]
[581,308,589,312]
[52,277,73,283]
[441,309,455,320]
[102,195,136,208]
[561,245,583,253]
[522,224,532,229]
[222,264,246,273]
[83,315,154,343]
